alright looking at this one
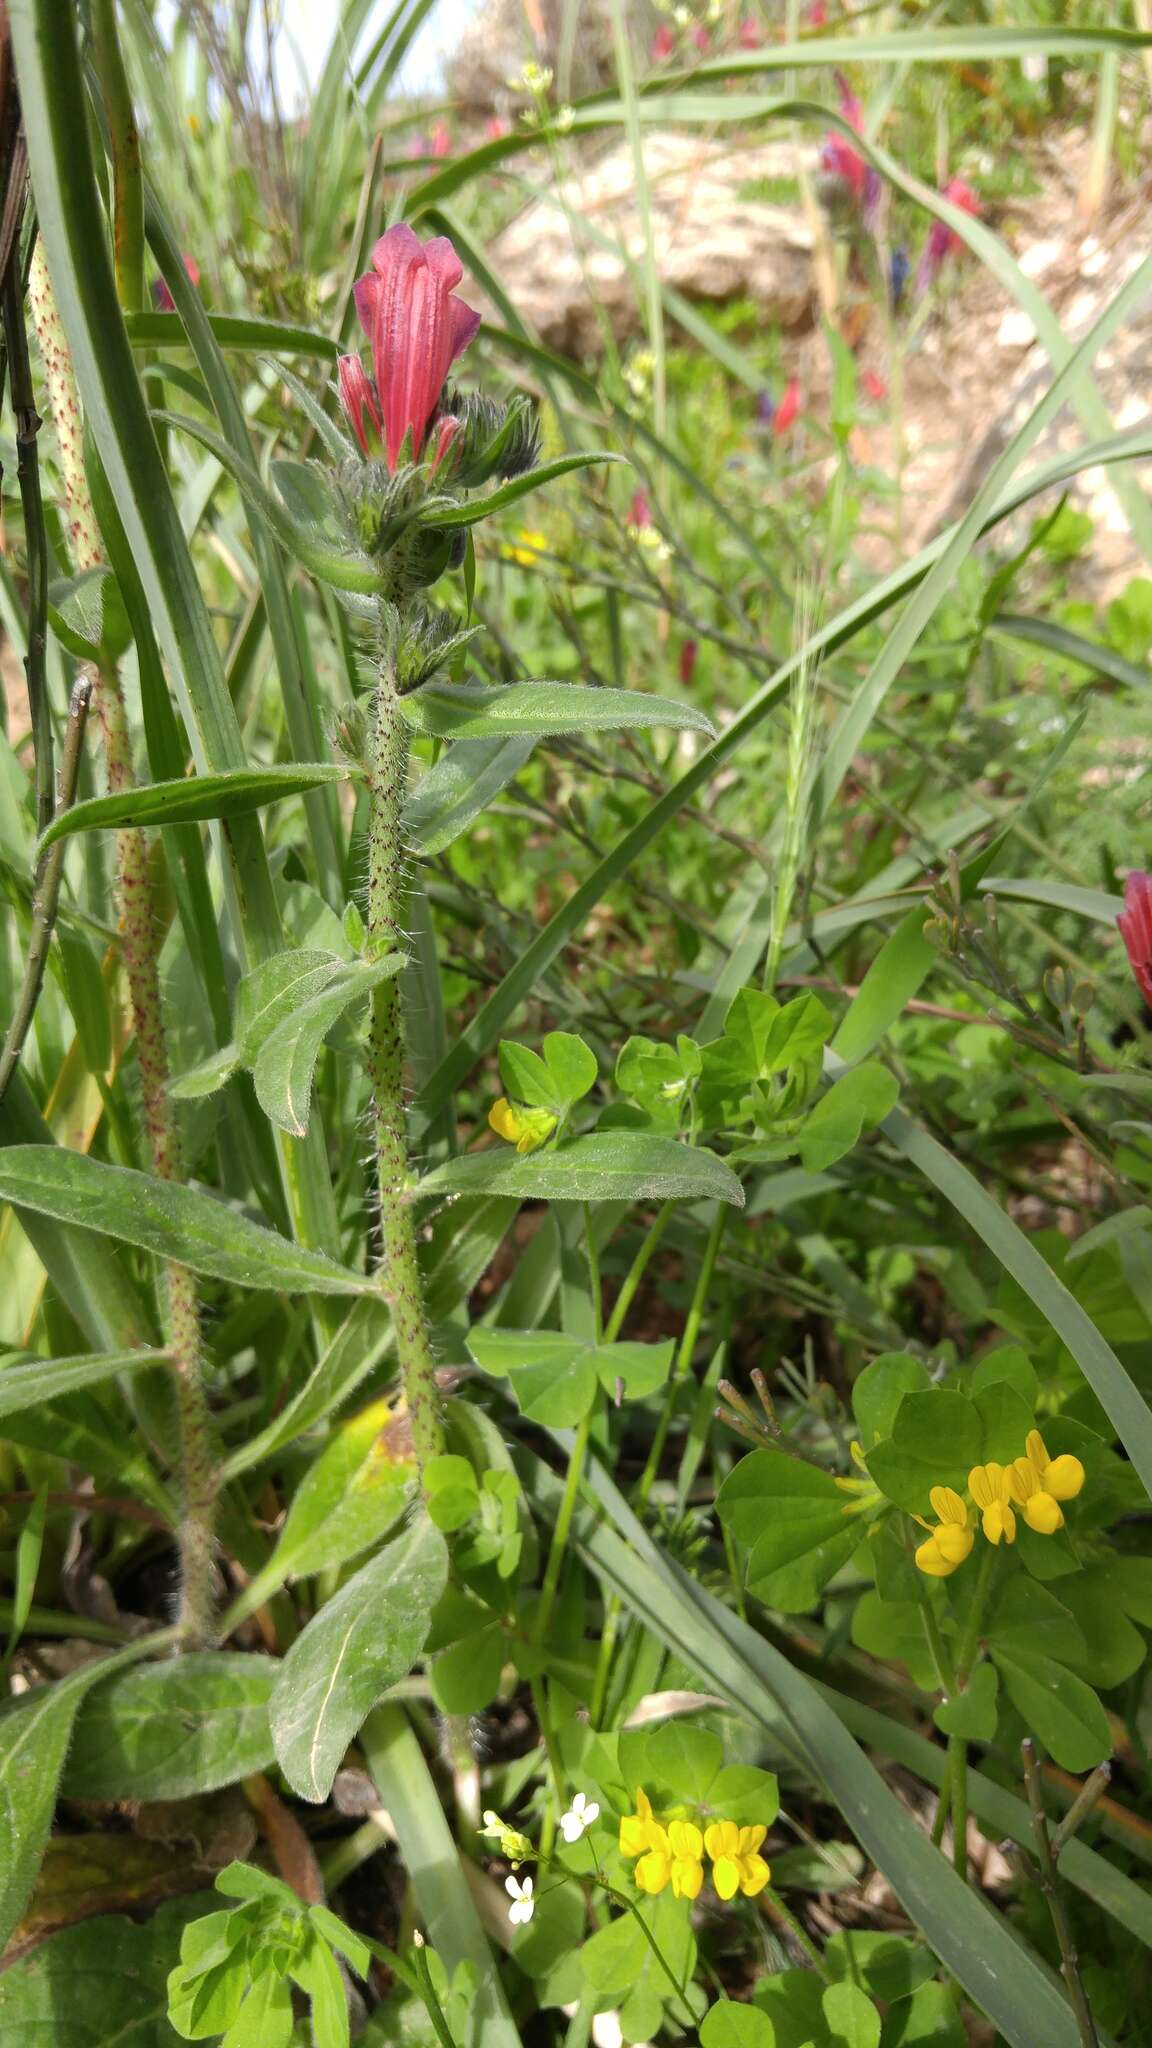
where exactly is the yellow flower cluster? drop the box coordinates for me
[619,1788,770,1901]
[915,1431,1085,1577]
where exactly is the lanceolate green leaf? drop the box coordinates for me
[270,1517,448,1803]
[881,1108,1152,1502]
[404,735,536,855]
[125,311,339,357]
[401,682,714,740]
[420,1134,745,1206]
[36,765,354,851]
[0,1149,375,1297]
[419,452,623,528]
[0,1346,169,1419]
[252,956,404,1136]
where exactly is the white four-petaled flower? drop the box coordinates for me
[506,1873,535,1925]
[559,1791,601,1844]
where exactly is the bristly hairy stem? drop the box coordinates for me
[27,244,215,1644]
[367,654,444,1470]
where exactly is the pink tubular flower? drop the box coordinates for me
[628,487,652,530]
[820,73,880,216]
[153,253,200,311]
[916,176,981,291]
[772,377,801,438]
[1118,872,1152,1006]
[693,24,710,52]
[679,638,698,686]
[430,120,452,158]
[338,224,480,469]
[738,18,763,48]
[651,23,675,61]
[862,368,888,403]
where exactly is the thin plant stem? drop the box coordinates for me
[636,1201,728,1501]
[2,258,51,837]
[920,1597,958,1697]
[604,1201,672,1341]
[366,654,444,1472]
[1022,1739,1100,2048]
[25,245,215,1644]
[0,673,92,1100]
[536,1407,593,1649]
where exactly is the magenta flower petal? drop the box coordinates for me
[350,224,480,470]
[337,354,382,455]
[1119,871,1152,1006]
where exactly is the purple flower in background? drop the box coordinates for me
[756,389,776,429]
[889,246,910,311]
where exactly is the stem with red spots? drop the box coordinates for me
[366,655,444,1471]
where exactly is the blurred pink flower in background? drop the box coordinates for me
[679,639,698,686]
[916,176,981,290]
[1118,872,1152,1006]
[430,120,452,158]
[337,224,480,468]
[772,377,802,438]
[651,23,675,61]
[152,253,200,311]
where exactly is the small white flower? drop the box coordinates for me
[506,1873,535,1925]
[559,1790,601,1844]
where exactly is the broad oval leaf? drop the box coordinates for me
[990,1648,1111,1774]
[420,1133,744,1206]
[0,1896,208,2041]
[37,764,353,853]
[270,1516,448,1802]
[0,1346,169,1420]
[253,956,403,1135]
[401,682,714,740]
[62,1654,277,1800]
[0,1148,374,1296]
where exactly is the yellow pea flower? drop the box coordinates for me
[1007,1457,1064,1534]
[1024,1429,1085,1503]
[619,1786,661,1861]
[969,1463,1017,1545]
[488,1097,557,1154]
[705,1820,771,1900]
[623,1796,703,1898]
[667,1819,705,1900]
[913,1485,974,1578]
